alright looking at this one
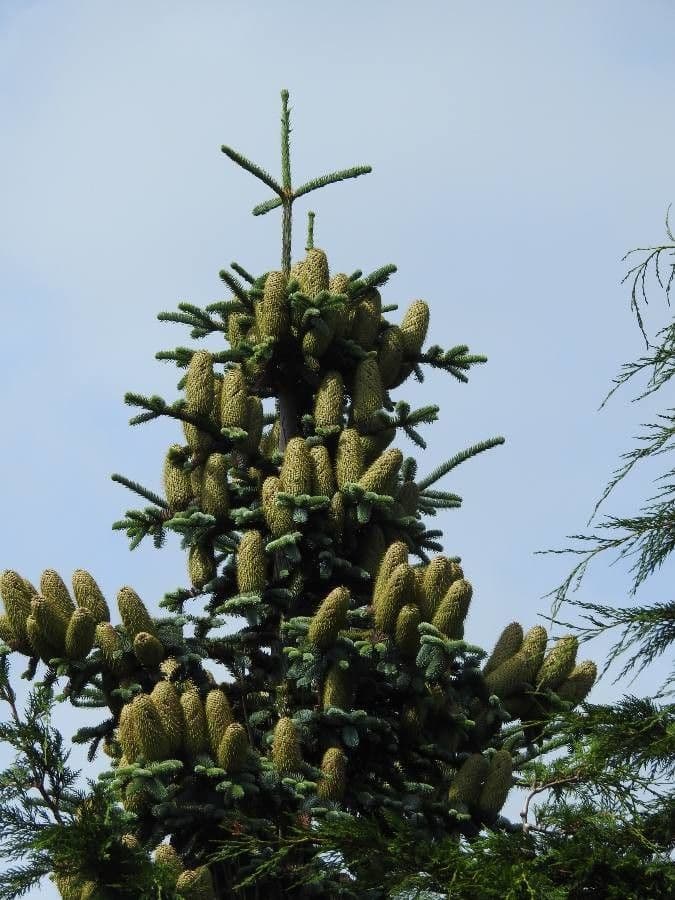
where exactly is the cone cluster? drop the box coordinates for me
[0,98,601,896]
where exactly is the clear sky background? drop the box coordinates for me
[1,2,674,896]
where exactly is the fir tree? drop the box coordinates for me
[0,92,597,899]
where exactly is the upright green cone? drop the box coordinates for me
[272,717,302,775]
[72,569,110,623]
[308,586,350,648]
[217,722,249,773]
[476,750,512,823]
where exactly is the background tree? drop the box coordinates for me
[0,93,597,899]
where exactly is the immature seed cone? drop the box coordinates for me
[237,530,266,594]
[262,476,294,536]
[310,445,336,497]
[227,311,250,346]
[412,566,426,606]
[484,653,531,699]
[352,356,385,426]
[201,453,230,518]
[299,248,329,298]
[117,586,156,640]
[244,396,263,453]
[257,270,290,339]
[317,747,347,801]
[378,325,405,387]
[133,631,165,668]
[184,350,215,453]
[30,597,66,653]
[352,288,381,349]
[52,873,83,900]
[160,656,181,679]
[431,579,473,639]
[374,563,414,634]
[217,722,249,773]
[194,463,208,504]
[360,448,403,496]
[360,426,396,465]
[0,570,33,644]
[130,694,170,762]
[536,635,578,691]
[151,680,184,755]
[26,614,59,664]
[176,866,216,900]
[358,524,387,577]
[64,608,97,660]
[123,781,151,814]
[0,614,16,647]
[322,665,352,710]
[329,272,354,330]
[153,843,184,882]
[328,491,346,544]
[180,688,209,757]
[163,445,193,510]
[518,626,548,682]
[308,586,350,649]
[420,557,454,621]
[40,569,76,622]
[303,323,331,359]
[205,688,234,756]
[220,365,248,430]
[71,570,110,623]
[556,660,597,706]
[395,604,422,657]
[117,703,141,765]
[373,541,408,610]
[314,371,344,431]
[400,299,430,356]
[335,428,364,487]
[121,832,139,850]
[280,436,313,495]
[95,622,124,674]
[476,749,513,823]
[448,753,490,808]
[272,716,302,775]
[449,561,464,581]
[483,622,524,676]
[186,350,214,416]
[188,543,216,589]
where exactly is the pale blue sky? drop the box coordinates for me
[2,2,674,896]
